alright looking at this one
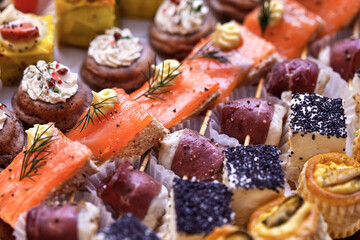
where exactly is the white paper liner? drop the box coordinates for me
[13,212,26,240]
[74,191,114,229]
[146,155,179,192]
[13,192,113,240]
[208,85,289,147]
[279,59,358,185]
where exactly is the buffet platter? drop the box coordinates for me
[0,0,360,240]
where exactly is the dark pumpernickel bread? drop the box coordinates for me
[12,81,92,133]
[0,106,25,167]
[149,13,216,61]
[80,40,155,93]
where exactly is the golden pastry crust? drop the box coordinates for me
[352,129,360,162]
[248,196,330,240]
[149,13,216,60]
[297,153,360,239]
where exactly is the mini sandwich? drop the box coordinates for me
[158,128,225,181]
[97,161,168,230]
[97,214,160,240]
[66,88,168,162]
[265,59,330,98]
[221,98,286,146]
[223,145,285,228]
[163,178,234,239]
[286,93,347,183]
[319,38,360,81]
[18,201,100,240]
[0,123,97,228]
[131,59,220,129]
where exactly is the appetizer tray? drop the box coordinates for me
[1,0,360,239]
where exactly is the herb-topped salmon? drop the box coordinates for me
[296,0,360,38]
[0,124,96,228]
[186,22,279,105]
[66,88,167,161]
[244,0,323,59]
[130,60,220,129]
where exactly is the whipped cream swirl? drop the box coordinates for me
[0,4,47,51]
[22,60,78,104]
[0,104,8,130]
[88,28,143,68]
[155,0,208,35]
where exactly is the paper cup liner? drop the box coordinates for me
[13,212,26,240]
[146,153,179,192]
[280,59,357,185]
[74,191,114,229]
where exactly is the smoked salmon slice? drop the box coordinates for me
[66,88,166,161]
[296,0,360,38]
[130,67,220,129]
[244,0,323,59]
[0,125,93,228]
[185,24,277,105]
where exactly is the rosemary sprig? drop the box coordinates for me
[258,0,271,35]
[134,57,182,101]
[72,96,119,133]
[190,42,229,63]
[20,124,56,181]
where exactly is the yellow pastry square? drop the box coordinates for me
[0,15,54,86]
[56,0,115,48]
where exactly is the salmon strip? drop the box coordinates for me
[130,67,220,129]
[296,0,360,38]
[244,0,323,59]
[66,88,153,160]
[185,25,277,105]
[0,126,92,228]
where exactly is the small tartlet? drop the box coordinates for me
[297,153,360,239]
[248,195,330,240]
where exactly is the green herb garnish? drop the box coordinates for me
[134,57,182,101]
[20,124,55,181]
[258,0,271,35]
[72,96,119,133]
[190,42,229,63]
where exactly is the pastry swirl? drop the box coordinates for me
[298,153,360,239]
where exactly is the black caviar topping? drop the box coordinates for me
[173,178,233,235]
[99,214,159,240]
[290,94,347,138]
[224,145,284,190]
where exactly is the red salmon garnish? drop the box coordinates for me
[1,23,39,42]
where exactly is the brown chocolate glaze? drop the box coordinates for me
[26,204,79,240]
[221,98,274,145]
[12,81,92,132]
[0,105,25,167]
[149,13,216,60]
[265,59,319,98]
[206,0,259,23]
[97,162,161,219]
[171,129,225,181]
[80,40,155,93]
[330,38,360,81]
